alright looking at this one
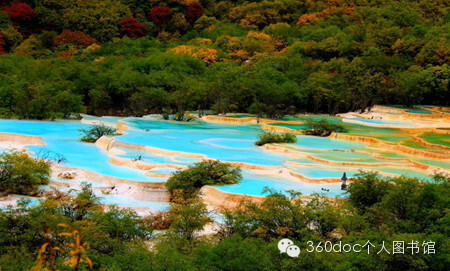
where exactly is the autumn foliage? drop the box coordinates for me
[150,6,173,25]
[54,30,97,48]
[0,32,5,54]
[120,17,148,38]
[33,224,93,271]
[170,45,218,65]
[297,7,354,27]
[2,3,36,26]
[186,2,205,23]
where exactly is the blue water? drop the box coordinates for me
[99,194,171,210]
[351,118,417,126]
[0,116,445,203]
[293,135,365,150]
[382,105,433,115]
[119,117,288,166]
[215,172,344,197]
[0,119,156,182]
[80,114,123,124]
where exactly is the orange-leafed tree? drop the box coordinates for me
[33,223,93,271]
[297,7,354,27]
[170,45,218,65]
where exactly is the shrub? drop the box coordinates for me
[0,150,50,195]
[303,119,347,137]
[255,131,297,146]
[79,124,118,143]
[166,160,242,198]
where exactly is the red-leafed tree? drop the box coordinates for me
[2,3,35,26]
[54,30,97,48]
[150,6,172,26]
[0,32,6,54]
[120,17,148,38]
[187,2,205,23]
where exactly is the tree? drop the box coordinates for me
[54,30,97,48]
[168,193,209,243]
[0,150,51,195]
[2,3,36,26]
[61,0,132,42]
[304,119,347,137]
[395,66,431,107]
[224,189,306,240]
[53,90,84,118]
[255,131,297,146]
[79,124,118,142]
[120,16,148,38]
[128,88,168,116]
[0,31,5,54]
[150,6,172,26]
[186,2,205,23]
[166,160,242,199]
[346,171,393,214]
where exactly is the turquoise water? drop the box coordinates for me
[215,172,344,197]
[99,194,171,210]
[0,116,447,203]
[405,108,433,115]
[0,119,155,182]
[121,117,288,166]
[80,114,123,124]
[293,135,365,150]
[382,105,433,115]
[351,118,418,126]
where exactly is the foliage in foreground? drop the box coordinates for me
[303,119,347,136]
[0,150,50,195]
[166,160,242,198]
[0,173,449,270]
[255,131,297,146]
[79,124,118,143]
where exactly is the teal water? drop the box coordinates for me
[0,119,156,182]
[121,117,288,166]
[0,116,447,203]
[382,105,433,115]
[80,114,123,124]
[350,118,418,126]
[215,171,344,197]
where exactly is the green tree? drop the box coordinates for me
[79,124,118,142]
[166,160,242,198]
[255,131,297,146]
[61,0,132,41]
[0,150,51,195]
[346,171,392,214]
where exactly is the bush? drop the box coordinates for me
[0,150,50,195]
[255,131,297,146]
[79,124,118,142]
[166,160,242,198]
[303,119,347,137]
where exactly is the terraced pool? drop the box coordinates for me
[0,113,448,206]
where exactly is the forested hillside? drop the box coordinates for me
[0,0,449,119]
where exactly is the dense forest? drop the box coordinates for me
[0,0,449,119]
[1,169,449,270]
